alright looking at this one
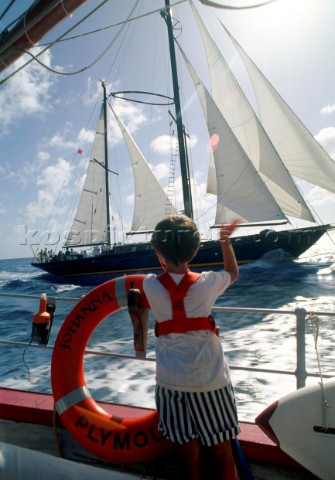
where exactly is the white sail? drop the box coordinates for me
[190,2,315,223]
[111,108,177,232]
[64,105,108,247]
[221,23,335,194]
[180,46,286,224]
[207,150,217,195]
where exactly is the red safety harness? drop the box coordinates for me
[155,271,217,337]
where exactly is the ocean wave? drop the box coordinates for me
[317,263,335,276]
[52,284,83,294]
[0,247,334,421]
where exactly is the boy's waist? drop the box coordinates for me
[155,316,217,336]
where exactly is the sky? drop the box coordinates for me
[0,0,335,260]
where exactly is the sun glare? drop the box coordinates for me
[217,0,327,51]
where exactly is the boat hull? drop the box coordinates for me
[256,378,335,480]
[0,388,313,479]
[32,225,330,283]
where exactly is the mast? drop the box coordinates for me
[162,0,193,219]
[101,81,111,246]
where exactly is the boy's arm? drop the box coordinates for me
[220,222,239,283]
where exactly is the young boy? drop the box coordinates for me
[143,215,240,480]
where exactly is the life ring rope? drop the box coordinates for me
[51,274,172,464]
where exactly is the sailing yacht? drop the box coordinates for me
[31,1,334,283]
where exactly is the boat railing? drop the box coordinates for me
[212,305,333,389]
[0,293,333,390]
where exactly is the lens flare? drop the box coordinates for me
[210,133,220,151]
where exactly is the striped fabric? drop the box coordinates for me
[155,383,240,446]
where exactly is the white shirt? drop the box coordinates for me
[143,270,232,392]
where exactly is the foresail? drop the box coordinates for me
[111,108,176,232]
[222,24,335,194]
[64,105,108,248]
[180,46,286,225]
[190,2,315,223]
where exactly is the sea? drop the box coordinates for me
[0,237,334,422]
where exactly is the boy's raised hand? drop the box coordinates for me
[220,219,241,241]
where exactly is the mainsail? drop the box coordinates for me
[64,105,108,248]
[221,23,335,194]
[179,45,285,224]
[112,108,176,233]
[190,1,316,224]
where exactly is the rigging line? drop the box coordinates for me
[307,313,331,430]
[106,102,129,240]
[24,1,69,50]
[37,100,105,255]
[0,0,109,84]
[1,0,142,80]
[36,107,106,252]
[0,0,17,23]
[0,1,61,31]
[106,1,142,239]
[39,102,102,253]
[198,0,280,10]
[105,0,140,87]
[0,0,187,83]
[147,4,170,173]
[111,91,174,106]
[175,36,207,226]
[36,0,188,46]
[17,32,117,76]
[0,0,72,55]
[326,230,335,247]
[22,339,45,385]
[36,155,75,253]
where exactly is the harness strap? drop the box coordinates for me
[155,315,217,336]
[158,271,201,323]
[155,271,217,336]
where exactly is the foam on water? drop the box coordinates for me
[0,248,334,421]
[52,284,83,294]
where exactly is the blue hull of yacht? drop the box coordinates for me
[32,225,331,284]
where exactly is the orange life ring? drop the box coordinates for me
[51,274,172,464]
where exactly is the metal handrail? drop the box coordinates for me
[1,291,334,316]
[0,338,332,383]
[0,293,82,302]
[0,293,334,388]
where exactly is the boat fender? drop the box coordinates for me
[32,293,55,345]
[127,283,149,358]
[51,274,172,464]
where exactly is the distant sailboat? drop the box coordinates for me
[32,0,334,283]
